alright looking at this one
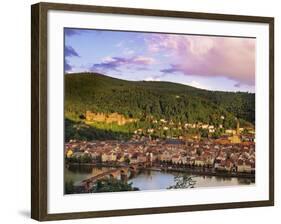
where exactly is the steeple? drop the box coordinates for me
[228,118,241,143]
[236,118,240,135]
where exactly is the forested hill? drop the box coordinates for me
[65,73,255,128]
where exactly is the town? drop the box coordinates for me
[65,132,255,177]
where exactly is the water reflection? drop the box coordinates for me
[65,165,255,191]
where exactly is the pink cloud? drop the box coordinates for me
[147,34,255,86]
[132,56,155,65]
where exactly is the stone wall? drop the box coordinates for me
[85,111,136,125]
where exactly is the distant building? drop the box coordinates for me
[228,119,241,144]
[237,159,252,173]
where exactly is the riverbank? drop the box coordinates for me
[66,162,255,179]
[148,167,255,179]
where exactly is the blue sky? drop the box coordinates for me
[64,28,255,93]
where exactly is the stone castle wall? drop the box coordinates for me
[85,111,136,125]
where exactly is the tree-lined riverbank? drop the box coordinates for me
[65,164,254,194]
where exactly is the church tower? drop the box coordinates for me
[228,118,241,144]
[236,119,240,135]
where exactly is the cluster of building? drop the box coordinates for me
[65,137,255,174]
[132,117,255,144]
[133,120,220,136]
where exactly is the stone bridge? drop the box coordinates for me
[76,162,149,192]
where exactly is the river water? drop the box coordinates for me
[65,165,254,191]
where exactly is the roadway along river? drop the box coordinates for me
[65,165,254,191]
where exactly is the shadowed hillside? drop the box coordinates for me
[64,73,255,141]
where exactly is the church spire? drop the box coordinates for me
[236,118,240,135]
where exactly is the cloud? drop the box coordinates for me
[65,28,82,36]
[185,80,209,90]
[135,67,150,71]
[90,56,155,72]
[65,45,80,57]
[123,49,135,55]
[115,42,123,48]
[160,64,182,74]
[144,77,160,81]
[147,34,255,86]
[234,83,241,88]
[64,59,72,72]
[65,28,105,37]
[133,56,155,64]
[144,75,163,81]
[64,45,80,72]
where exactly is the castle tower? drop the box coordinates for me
[228,118,241,144]
[236,119,240,135]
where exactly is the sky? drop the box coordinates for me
[64,28,256,93]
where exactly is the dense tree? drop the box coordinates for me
[64,73,255,141]
[64,180,75,194]
[91,179,139,193]
[167,174,196,189]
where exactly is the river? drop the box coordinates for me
[65,165,254,191]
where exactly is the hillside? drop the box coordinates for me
[64,73,255,141]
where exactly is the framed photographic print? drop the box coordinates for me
[31,2,274,221]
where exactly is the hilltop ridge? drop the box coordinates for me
[65,73,254,124]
